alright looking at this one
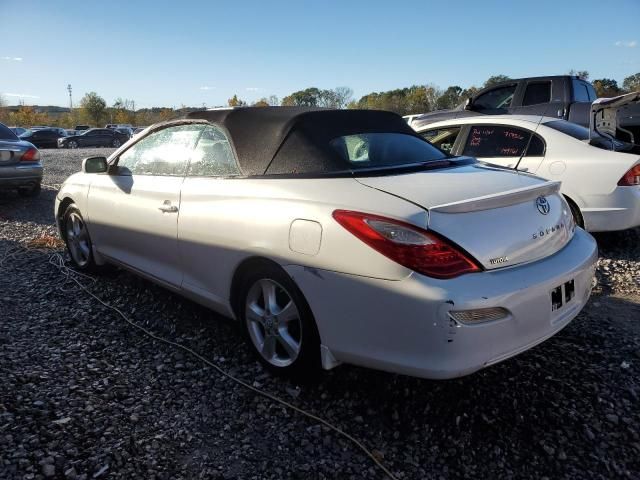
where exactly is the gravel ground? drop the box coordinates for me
[1,148,639,480]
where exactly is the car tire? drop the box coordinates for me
[112,139,121,148]
[62,204,100,272]
[17,182,41,198]
[68,140,78,149]
[565,196,584,229]
[238,263,321,380]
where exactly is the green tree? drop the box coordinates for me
[592,78,623,98]
[228,95,247,107]
[282,87,322,106]
[622,73,640,92]
[484,75,511,88]
[80,92,106,126]
[252,98,270,107]
[436,86,463,110]
[569,69,590,80]
[352,85,433,115]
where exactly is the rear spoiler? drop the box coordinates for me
[590,92,640,144]
[429,181,561,214]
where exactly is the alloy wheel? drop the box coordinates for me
[66,212,91,267]
[245,278,302,367]
[69,140,78,149]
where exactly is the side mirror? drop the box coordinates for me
[82,156,108,174]
[464,98,474,111]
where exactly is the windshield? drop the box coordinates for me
[329,133,448,170]
[0,124,20,140]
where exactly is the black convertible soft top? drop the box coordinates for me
[186,107,422,176]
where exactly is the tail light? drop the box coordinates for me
[618,164,640,186]
[332,210,481,279]
[21,148,40,162]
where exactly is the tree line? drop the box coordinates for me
[1,71,639,128]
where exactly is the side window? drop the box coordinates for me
[463,125,541,157]
[572,80,590,102]
[420,127,461,153]
[117,124,203,176]
[522,82,551,106]
[526,135,545,156]
[473,85,517,110]
[188,125,240,177]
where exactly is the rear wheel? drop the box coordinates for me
[63,204,99,271]
[112,139,121,148]
[17,182,41,197]
[238,264,321,380]
[565,196,584,229]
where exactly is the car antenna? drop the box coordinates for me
[513,101,554,172]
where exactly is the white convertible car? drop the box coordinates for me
[415,115,640,232]
[55,107,597,380]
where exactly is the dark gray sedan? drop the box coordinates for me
[0,123,43,197]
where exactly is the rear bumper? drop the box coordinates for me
[0,163,43,188]
[285,229,597,379]
[582,186,640,232]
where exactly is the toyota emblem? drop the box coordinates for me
[536,196,550,215]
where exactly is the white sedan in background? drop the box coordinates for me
[416,115,640,232]
[55,107,597,380]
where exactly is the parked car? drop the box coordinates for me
[106,123,133,130]
[0,122,42,196]
[115,127,133,139]
[9,127,27,136]
[55,108,597,380]
[415,115,640,232]
[19,128,64,149]
[58,128,128,149]
[132,127,148,137]
[412,75,640,142]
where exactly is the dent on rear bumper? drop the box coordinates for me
[285,229,598,379]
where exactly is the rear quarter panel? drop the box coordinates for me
[177,177,426,310]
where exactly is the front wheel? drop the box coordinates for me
[68,140,78,149]
[239,264,321,380]
[63,204,99,271]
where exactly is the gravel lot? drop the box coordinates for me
[1,148,639,480]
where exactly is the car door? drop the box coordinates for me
[93,129,108,146]
[459,124,546,173]
[44,130,59,148]
[178,125,242,307]
[79,130,96,147]
[87,123,204,287]
[511,80,565,118]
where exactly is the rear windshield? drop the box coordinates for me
[329,133,447,170]
[0,124,19,140]
[545,120,589,140]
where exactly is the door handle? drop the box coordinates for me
[158,201,178,213]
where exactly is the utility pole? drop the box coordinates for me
[67,84,73,124]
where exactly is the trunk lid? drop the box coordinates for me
[591,91,640,145]
[356,164,575,270]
